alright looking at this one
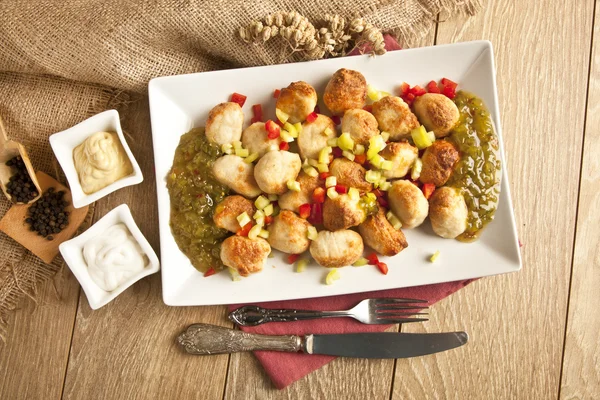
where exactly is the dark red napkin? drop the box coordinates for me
[227,35,475,389]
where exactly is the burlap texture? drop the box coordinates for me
[0,0,480,336]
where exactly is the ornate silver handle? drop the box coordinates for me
[229,305,348,326]
[176,323,304,355]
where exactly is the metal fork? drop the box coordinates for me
[228,298,429,326]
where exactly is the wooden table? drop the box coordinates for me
[1,1,599,398]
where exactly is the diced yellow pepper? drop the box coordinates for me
[367,135,387,160]
[327,187,339,199]
[263,204,274,216]
[221,143,233,154]
[233,141,243,150]
[235,148,249,158]
[365,170,381,184]
[430,250,440,263]
[296,258,309,273]
[248,224,263,240]
[284,122,298,138]
[244,152,260,163]
[258,229,269,239]
[308,158,319,167]
[325,268,341,285]
[280,130,294,143]
[303,166,318,177]
[325,176,337,188]
[316,163,329,173]
[287,180,301,192]
[352,257,369,267]
[411,125,433,149]
[337,132,355,151]
[354,144,365,155]
[255,195,270,210]
[294,122,302,133]
[348,187,359,200]
[342,150,355,161]
[236,212,251,227]
[380,131,390,142]
[319,146,332,164]
[411,158,423,181]
[322,127,334,137]
[327,138,339,147]
[276,108,289,124]
[307,226,318,240]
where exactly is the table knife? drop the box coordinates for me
[177,323,468,358]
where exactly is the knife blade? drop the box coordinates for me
[177,323,468,358]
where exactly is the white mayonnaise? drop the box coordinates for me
[83,223,147,291]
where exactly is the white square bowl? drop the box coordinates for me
[59,204,160,310]
[49,109,143,208]
[149,40,522,306]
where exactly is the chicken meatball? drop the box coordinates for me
[205,102,244,145]
[413,93,460,138]
[220,236,271,277]
[276,81,318,124]
[213,195,255,233]
[213,155,262,198]
[388,180,429,229]
[358,209,408,256]
[267,210,312,254]
[420,140,459,187]
[278,171,320,212]
[298,114,337,160]
[341,109,379,145]
[429,187,468,239]
[323,68,367,114]
[310,230,364,268]
[323,194,367,231]
[380,141,419,179]
[254,150,301,194]
[329,158,372,192]
[372,96,419,140]
[242,122,280,157]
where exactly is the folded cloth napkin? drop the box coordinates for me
[228,35,475,389]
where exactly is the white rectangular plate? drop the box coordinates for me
[149,40,521,306]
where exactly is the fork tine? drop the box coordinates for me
[372,298,428,305]
[376,312,428,317]
[375,305,429,311]
[373,317,429,324]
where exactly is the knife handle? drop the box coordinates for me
[177,323,303,355]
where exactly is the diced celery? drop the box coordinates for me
[302,157,310,167]
[307,226,318,240]
[325,268,340,285]
[319,146,332,164]
[327,138,339,147]
[272,205,280,216]
[342,151,355,161]
[391,220,402,230]
[365,192,377,201]
[267,194,279,201]
[322,127,334,137]
[258,229,269,239]
[276,108,289,124]
[380,131,390,142]
[411,158,423,180]
[325,176,337,188]
[303,166,318,177]
[287,180,301,192]
[221,143,233,154]
[263,204,274,216]
[348,187,359,200]
[352,257,369,267]
[235,148,249,158]
[233,141,243,150]
[296,258,309,273]
[430,250,440,263]
[280,130,294,143]
[411,125,432,149]
[327,187,339,199]
[248,224,262,240]
[369,154,383,168]
[367,135,387,160]
[293,122,302,133]
[386,211,402,230]
[381,160,393,170]
[244,152,260,163]
[308,158,319,167]
[427,130,436,142]
[354,144,365,155]
[255,195,270,210]
[337,132,355,151]
[365,170,381,184]
[284,122,298,138]
[379,181,391,191]
[268,252,275,258]
[317,163,329,173]
[367,84,380,101]
[253,210,265,220]
[228,267,242,281]
[386,210,395,220]
[255,216,265,226]
[236,212,251,227]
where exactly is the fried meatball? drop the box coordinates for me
[213,155,261,198]
[298,114,337,160]
[310,230,364,268]
[254,150,301,194]
[388,180,429,229]
[413,93,460,138]
[358,209,408,256]
[205,102,244,145]
[329,158,372,192]
[372,96,419,141]
[420,140,459,187]
[323,194,367,231]
[275,81,318,124]
[341,109,379,145]
[213,195,255,233]
[323,68,367,114]
[267,210,312,254]
[220,236,271,277]
[242,122,280,157]
[380,141,419,179]
[429,187,468,239]
[278,171,320,212]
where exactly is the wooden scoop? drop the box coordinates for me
[0,114,42,204]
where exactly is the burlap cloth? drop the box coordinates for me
[0,0,481,337]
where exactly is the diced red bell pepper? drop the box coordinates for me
[319,172,330,180]
[402,92,416,106]
[314,105,321,114]
[251,104,263,123]
[335,184,347,194]
[332,147,343,158]
[377,196,389,208]
[236,223,252,236]
[230,93,247,107]
[308,203,323,225]
[426,80,441,93]
[273,89,281,98]
[441,78,458,90]
[442,85,456,99]
[422,183,436,199]
[312,187,326,203]
[265,120,281,139]
[299,203,311,219]
[409,85,426,96]
[279,142,290,151]
[366,252,379,265]
[287,254,301,264]
[376,262,388,275]
[331,115,341,125]
[354,154,366,165]
[204,267,217,277]
[264,215,274,225]
[399,82,410,96]
[306,112,318,123]
[363,105,373,113]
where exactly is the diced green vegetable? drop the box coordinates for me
[248,224,262,240]
[342,150,355,161]
[253,209,265,220]
[348,187,359,200]
[327,187,339,199]
[379,180,391,191]
[327,138,339,147]
[293,122,302,133]
[325,268,341,285]
[381,160,393,170]
[235,148,249,158]
[411,158,423,180]
[307,226,318,240]
[276,108,289,123]
[317,163,329,173]
[284,122,298,138]
[244,152,259,163]
[352,257,369,267]
[287,180,301,192]
[255,196,270,210]
[280,130,294,143]
[365,170,381,184]
[380,131,390,142]
[354,144,365,155]
[308,158,319,167]
[258,229,269,239]
[263,203,274,216]
[228,267,242,281]
[221,143,233,154]
[323,127,334,137]
[319,146,332,164]
[430,250,440,263]
[303,166,318,177]
[268,194,279,201]
[325,176,337,188]
[411,125,433,149]
[296,258,309,273]
[338,132,355,151]
[233,141,243,150]
[237,212,251,227]
[367,135,387,160]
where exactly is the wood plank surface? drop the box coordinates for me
[61,100,231,400]
[392,1,594,399]
[559,3,600,398]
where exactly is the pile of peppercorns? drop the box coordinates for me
[5,156,38,203]
[25,188,70,240]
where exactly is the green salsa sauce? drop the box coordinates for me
[446,91,501,242]
[167,128,230,272]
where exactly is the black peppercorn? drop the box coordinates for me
[25,187,70,240]
[5,156,38,203]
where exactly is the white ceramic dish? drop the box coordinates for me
[59,204,160,309]
[49,109,143,208]
[149,40,521,306]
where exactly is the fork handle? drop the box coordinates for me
[229,306,349,326]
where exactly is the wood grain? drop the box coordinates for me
[392,1,594,399]
[559,3,600,398]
